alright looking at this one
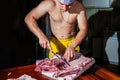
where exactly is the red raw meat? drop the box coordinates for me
[35,52,95,80]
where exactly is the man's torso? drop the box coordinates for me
[47,0,82,39]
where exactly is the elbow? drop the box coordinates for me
[84,26,88,35]
[24,15,29,24]
[24,14,37,25]
[81,26,88,35]
[24,13,33,24]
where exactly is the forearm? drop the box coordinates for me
[24,16,46,40]
[70,28,87,49]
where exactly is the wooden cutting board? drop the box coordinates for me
[0,64,120,80]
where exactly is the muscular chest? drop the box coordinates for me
[49,10,77,24]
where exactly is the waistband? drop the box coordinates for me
[51,36,76,42]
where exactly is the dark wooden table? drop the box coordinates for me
[0,64,120,80]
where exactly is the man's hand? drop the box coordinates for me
[63,46,76,62]
[38,36,51,49]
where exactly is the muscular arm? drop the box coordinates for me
[63,4,88,61]
[24,0,54,49]
[70,8,88,48]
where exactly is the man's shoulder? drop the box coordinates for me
[41,0,56,7]
[75,1,85,11]
[37,0,56,12]
[76,1,84,8]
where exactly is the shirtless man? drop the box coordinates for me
[24,0,87,62]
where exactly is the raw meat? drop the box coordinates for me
[7,74,37,80]
[35,52,95,80]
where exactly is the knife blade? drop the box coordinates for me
[50,50,71,66]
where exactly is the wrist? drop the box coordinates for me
[69,42,76,49]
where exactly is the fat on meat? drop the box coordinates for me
[35,52,95,80]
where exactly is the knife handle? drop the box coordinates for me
[46,46,52,51]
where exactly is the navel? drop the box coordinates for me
[61,36,64,38]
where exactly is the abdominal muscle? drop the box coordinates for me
[50,22,76,39]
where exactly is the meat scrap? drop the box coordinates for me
[7,74,37,80]
[35,52,95,80]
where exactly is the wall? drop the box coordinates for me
[0,0,44,69]
[85,0,120,65]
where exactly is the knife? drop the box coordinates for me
[50,50,71,66]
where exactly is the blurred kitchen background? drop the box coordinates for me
[0,0,120,74]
